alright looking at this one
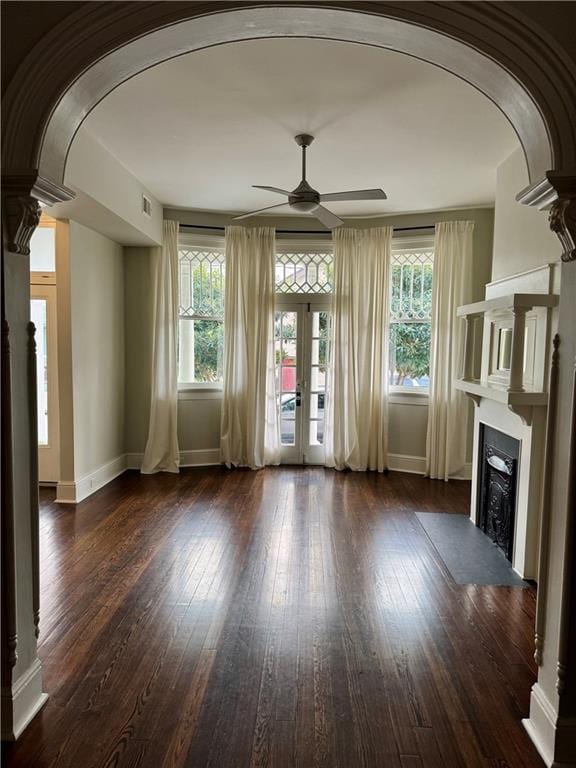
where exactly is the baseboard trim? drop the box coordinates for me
[523,683,576,768]
[1,659,48,741]
[180,448,220,467]
[126,449,220,471]
[387,454,472,480]
[388,453,427,474]
[55,454,127,504]
[53,450,470,503]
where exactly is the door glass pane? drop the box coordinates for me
[307,312,331,452]
[281,338,297,360]
[310,365,326,391]
[309,393,325,418]
[275,311,298,446]
[309,420,325,446]
[278,312,297,339]
[30,227,56,272]
[311,339,328,366]
[31,299,48,445]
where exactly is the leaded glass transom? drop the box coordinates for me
[178,248,225,319]
[275,251,333,294]
[390,249,434,322]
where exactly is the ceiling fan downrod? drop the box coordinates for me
[294,133,314,182]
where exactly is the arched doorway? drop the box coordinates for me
[2,4,575,763]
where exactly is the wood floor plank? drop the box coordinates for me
[2,468,544,768]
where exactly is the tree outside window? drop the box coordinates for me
[389,248,434,389]
[178,248,225,384]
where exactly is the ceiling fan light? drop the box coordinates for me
[290,200,319,213]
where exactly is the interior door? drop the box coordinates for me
[275,297,331,464]
[30,283,60,483]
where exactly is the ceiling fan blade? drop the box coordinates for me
[314,205,344,229]
[252,185,290,196]
[233,202,291,221]
[320,188,387,202]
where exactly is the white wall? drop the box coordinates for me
[56,126,163,246]
[70,222,125,478]
[57,221,125,496]
[492,147,560,280]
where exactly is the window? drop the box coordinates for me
[275,249,333,294]
[30,223,56,272]
[178,245,225,386]
[389,243,434,390]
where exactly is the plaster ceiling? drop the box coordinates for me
[83,38,520,216]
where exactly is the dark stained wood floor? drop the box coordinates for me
[3,468,544,768]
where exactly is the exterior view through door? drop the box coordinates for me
[275,298,332,464]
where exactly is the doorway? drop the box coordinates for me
[275,296,331,465]
[29,219,60,484]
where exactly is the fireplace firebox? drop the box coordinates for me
[477,425,520,562]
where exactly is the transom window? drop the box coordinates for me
[389,244,434,390]
[275,250,333,294]
[178,246,225,385]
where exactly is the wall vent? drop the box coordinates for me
[142,194,152,218]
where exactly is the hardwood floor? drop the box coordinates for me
[3,468,543,768]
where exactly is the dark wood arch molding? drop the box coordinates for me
[2,1,575,175]
[2,2,575,259]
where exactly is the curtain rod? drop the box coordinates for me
[178,224,435,234]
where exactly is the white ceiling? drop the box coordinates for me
[84,39,520,217]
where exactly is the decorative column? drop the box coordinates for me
[508,307,527,392]
[517,174,576,768]
[462,314,478,381]
[1,172,73,740]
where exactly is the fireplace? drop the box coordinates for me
[477,425,520,563]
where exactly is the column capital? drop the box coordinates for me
[1,171,74,255]
[516,173,576,263]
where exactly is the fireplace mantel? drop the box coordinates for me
[456,264,560,581]
[454,379,548,425]
[455,274,559,425]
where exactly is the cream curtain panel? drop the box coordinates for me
[220,226,280,469]
[141,220,180,474]
[425,220,474,480]
[325,226,392,472]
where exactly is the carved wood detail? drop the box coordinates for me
[27,322,41,639]
[534,334,560,666]
[1,172,74,256]
[517,173,576,263]
[549,197,576,263]
[2,195,41,256]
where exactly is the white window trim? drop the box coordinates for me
[177,236,225,391]
[178,384,223,400]
[388,234,435,397]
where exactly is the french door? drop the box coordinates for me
[275,296,331,464]
[30,282,60,483]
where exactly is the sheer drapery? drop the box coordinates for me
[325,226,392,472]
[220,226,280,468]
[141,220,180,474]
[425,220,474,480]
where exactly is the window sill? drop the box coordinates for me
[388,390,429,406]
[178,385,223,401]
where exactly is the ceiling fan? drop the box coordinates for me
[233,134,387,229]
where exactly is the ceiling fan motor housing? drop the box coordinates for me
[289,179,320,212]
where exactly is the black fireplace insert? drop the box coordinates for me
[477,425,520,563]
